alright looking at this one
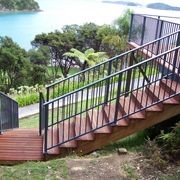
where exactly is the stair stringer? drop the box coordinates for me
[73,103,180,155]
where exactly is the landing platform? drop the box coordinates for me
[0,129,43,162]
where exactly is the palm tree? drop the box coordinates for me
[63,48,108,70]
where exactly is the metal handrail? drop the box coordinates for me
[44,46,180,105]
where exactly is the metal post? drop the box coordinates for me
[114,73,123,124]
[16,102,19,128]
[46,87,50,102]
[128,14,134,42]
[0,96,2,134]
[140,16,146,45]
[44,104,49,154]
[156,20,164,55]
[125,52,134,97]
[155,16,160,39]
[104,60,113,105]
[158,20,164,38]
[39,92,43,136]
[172,32,180,80]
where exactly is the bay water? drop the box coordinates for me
[0,0,179,50]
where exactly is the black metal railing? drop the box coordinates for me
[42,45,179,153]
[0,92,19,133]
[40,14,180,153]
[44,30,180,102]
[129,14,180,46]
[39,92,45,135]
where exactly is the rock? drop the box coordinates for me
[117,148,128,155]
[71,166,84,171]
[92,151,100,157]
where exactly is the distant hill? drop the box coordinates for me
[0,0,40,12]
[147,3,180,11]
[102,1,141,7]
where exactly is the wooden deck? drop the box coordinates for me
[0,129,43,161]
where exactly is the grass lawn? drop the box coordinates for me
[20,114,39,128]
[0,159,68,180]
[8,116,180,179]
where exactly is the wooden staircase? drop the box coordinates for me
[45,79,180,157]
[0,27,179,162]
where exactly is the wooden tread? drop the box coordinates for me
[103,104,129,126]
[119,97,145,120]
[149,83,179,104]
[132,89,162,112]
[75,115,94,141]
[160,79,180,102]
[59,121,77,148]
[87,109,112,134]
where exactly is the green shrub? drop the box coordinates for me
[10,84,45,107]
[143,120,180,168]
[145,115,180,140]
[14,93,40,107]
[157,121,180,160]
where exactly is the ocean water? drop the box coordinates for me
[0,0,179,50]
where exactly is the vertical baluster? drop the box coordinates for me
[114,72,123,123]
[44,104,49,154]
[128,13,134,42]
[125,52,134,96]
[141,16,146,45]
[104,60,112,105]
[46,87,50,101]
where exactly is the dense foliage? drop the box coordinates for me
[0,37,47,93]
[144,119,180,169]
[32,10,132,77]
[0,10,132,99]
[0,0,39,11]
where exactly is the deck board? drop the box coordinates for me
[0,129,43,161]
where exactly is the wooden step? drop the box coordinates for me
[46,127,59,155]
[103,104,129,126]
[119,97,145,120]
[148,84,180,104]
[132,89,163,112]
[160,79,180,102]
[59,120,77,148]
[3,129,39,137]
[160,79,180,93]
[0,129,43,161]
[87,109,112,134]
[75,115,94,141]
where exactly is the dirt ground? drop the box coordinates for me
[66,152,180,180]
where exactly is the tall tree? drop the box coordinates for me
[0,36,30,92]
[97,25,126,57]
[113,9,132,36]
